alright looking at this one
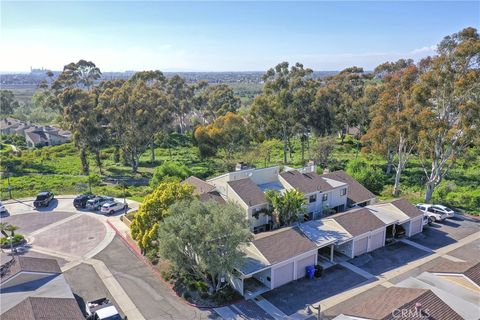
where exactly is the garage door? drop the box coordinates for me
[409,218,423,236]
[296,254,316,279]
[273,262,294,288]
[368,230,385,252]
[353,236,368,257]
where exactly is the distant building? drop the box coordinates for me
[0,118,71,149]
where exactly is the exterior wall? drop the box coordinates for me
[46,133,70,146]
[249,204,270,229]
[296,254,316,279]
[328,187,348,211]
[336,240,354,258]
[270,249,318,289]
[368,229,386,251]
[408,217,423,237]
[353,236,369,256]
[249,166,280,185]
[272,261,294,288]
[252,268,272,289]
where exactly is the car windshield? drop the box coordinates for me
[36,194,48,200]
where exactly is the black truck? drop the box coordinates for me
[33,191,54,208]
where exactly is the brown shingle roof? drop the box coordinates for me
[342,287,462,320]
[1,257,61,284]
[390,198,424,218]
[321,170,376,205]
[280,170,335,194]
[331,208,386,237]
[182,176,214,195]
[199,191,226,204]
[252,227,317,265]
[1,297,84,320]
[228,178,266,207]
[429,260,480,286]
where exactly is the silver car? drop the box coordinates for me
[100,201,127,215]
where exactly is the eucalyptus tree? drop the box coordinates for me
[413,27,480,202]
[99,71,171,172]
[249,62,313,164]
[166,75,195,134]
[199,84,241,122]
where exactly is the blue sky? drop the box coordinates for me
[1,1,478,72]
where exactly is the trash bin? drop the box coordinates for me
[314,265,323,278]
[305,265,315,279]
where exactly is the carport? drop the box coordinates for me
[231,227,318,299]
[299,219,350,262]
[328,208,388,258]
[368,199,424,238]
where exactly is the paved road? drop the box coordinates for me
[95,236,218,320]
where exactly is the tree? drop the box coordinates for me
[197,84,240,123]
[150,162,192,187]
[249,62,313,164]
[413,27,480,202]
[362,61,420,196]
[100,73,171,172]
[130,181,194,252]
[265,189,306,227]
[166,75,195,134]
[313,136,336,169]
[194,112,249,158]
[158,199,252,293]
[0,90,20,115]
[0,222,19,238]
[257,139,282,167]
[346,159,384,194]
[52,60,102,91]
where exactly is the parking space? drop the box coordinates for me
[263,264,370,316]
[409,214,479,250]
[1,211,75,234]
[348,241,430,276]
[64,263,124,318]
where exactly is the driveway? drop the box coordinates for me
[94,236,217,320]
[348,241,431,276]
[447,238,480,262]
[262,265,370,316]
[409,214,479,250]
[64,263,124,318]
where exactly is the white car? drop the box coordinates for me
[416,203,448,223]
[100,201,127,215]
[430,204,455,218]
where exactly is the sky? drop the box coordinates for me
[0,1,479,72]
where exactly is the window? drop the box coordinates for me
[340,188,347,196]
[309,195,316,203]
[322,193,328,201]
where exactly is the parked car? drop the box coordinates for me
[430,204,455,218]
[86,298,122,320]
[0,202,7,215]
[33,191,54,208]
[100,201,127,215]
[416,203,448,224]
[422,215,430,226]
[73,194,96,209]
[86,196,113,211]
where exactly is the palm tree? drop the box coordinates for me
[265,189,306,227]
[0,222,19,238]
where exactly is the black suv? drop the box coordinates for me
[73,194,96,209]
[34,191,54,208]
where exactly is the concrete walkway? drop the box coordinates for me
[339,261,376,279]
[214,306,246,320]
[400,238,434,253]
[253,296,288,320]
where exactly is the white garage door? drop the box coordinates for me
[368,230,385,252]
[353,236,368,257]
[296,254,316,279]
[273,262,294,288]
[409,218,423,236]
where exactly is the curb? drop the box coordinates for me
[106,220,225,310]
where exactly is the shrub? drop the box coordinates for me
[346,159,385,194]
[150,162,192,187]
[0,234,24,246]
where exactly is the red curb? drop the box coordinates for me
[106,220,237,310]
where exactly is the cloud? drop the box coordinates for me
[411,45,436,54]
